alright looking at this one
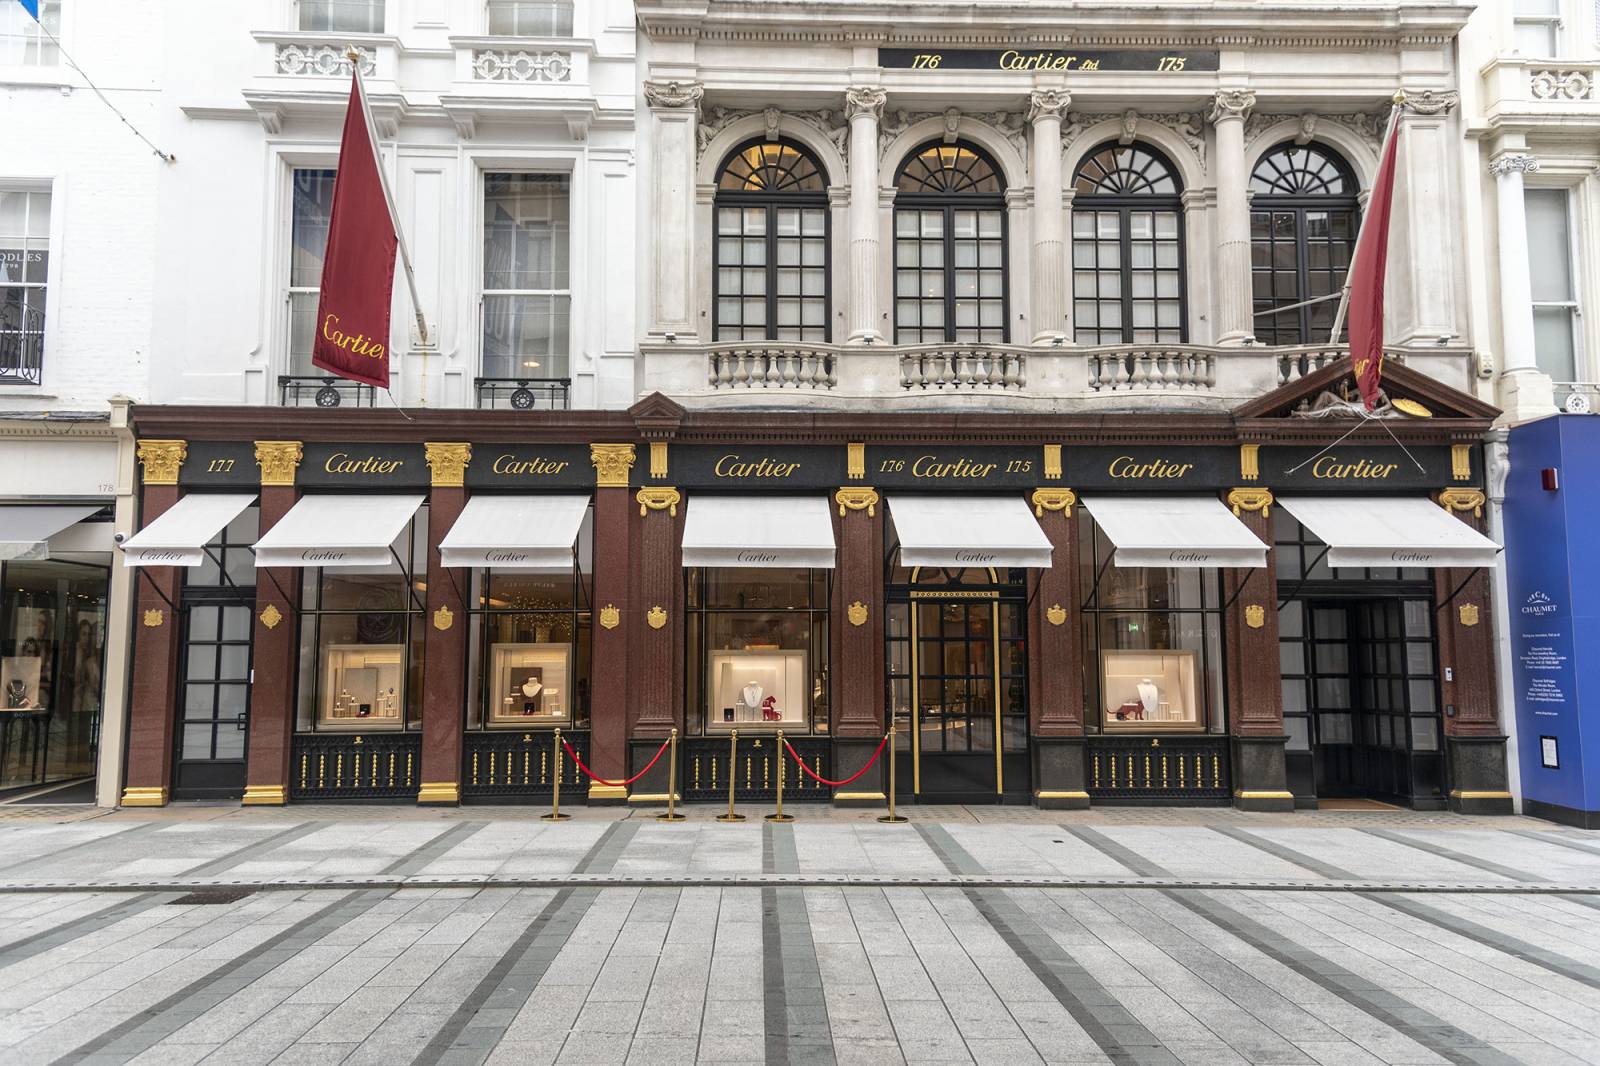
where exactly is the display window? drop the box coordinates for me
[295,507,427,732]
[467,506,593,730]
[686,567,828,735]
[1078,515,1224,733]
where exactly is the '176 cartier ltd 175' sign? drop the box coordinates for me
[879,48,1220,73]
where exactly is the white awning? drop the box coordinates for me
[682,496,837,568]
[1277,496,1502,569]
[254,494,424,569]
[0,505,101,562]
[120,494,257,568]
[1083,496,1268,568]
[888,496,1053,569]
[440,495,590,570]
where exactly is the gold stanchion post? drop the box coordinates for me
[766,729,794,822]
[716,729,745,822]
[542,727,570,821]
[878,724,907,823]
[658,728,685,821]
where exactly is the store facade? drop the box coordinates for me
[116,361,1510,813]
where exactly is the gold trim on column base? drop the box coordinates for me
[1232,789,1295,800]
[588,783,628,801]
[120,786,168,807]
[1449,789,1512,800]
[417,782,461,804]
[1035,790,1090,800]
[627,792,682,804]
[242,785,287,806]
[832,791,887,802]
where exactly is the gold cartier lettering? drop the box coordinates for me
[1108,455,1195,479]
[320,314,386,361]
[911,454,998,479]
[323,452,404,475]
[1311,455,1400,480]
[491,454,571,477]
[713,454,801,479]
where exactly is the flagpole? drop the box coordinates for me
[346,46,430,406]
[1328,91,1405,346]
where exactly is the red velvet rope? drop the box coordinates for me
[783,734,889,788]
[562,736,672,788]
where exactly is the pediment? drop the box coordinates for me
[1232,356,1498,425]
[630,392,686,438]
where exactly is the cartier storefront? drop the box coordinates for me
[115,364,1512,814]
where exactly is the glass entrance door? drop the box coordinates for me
[173,600,253,799]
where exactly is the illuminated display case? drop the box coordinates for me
[320,644,404,727]
[708,648,806,732]
[488,643,570,726]
[1100,649,1201,731]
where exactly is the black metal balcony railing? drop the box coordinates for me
[278,374,377,408]
[475,376,571,410]
[0,305,45,385]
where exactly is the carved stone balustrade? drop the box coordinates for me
[1481,56,1600,114]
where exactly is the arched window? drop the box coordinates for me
[713,139,830,342]
[893,141,1008,344]
[1072,142,1185,344]
[1249,142,1359,344]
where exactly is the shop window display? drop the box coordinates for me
[687,567,828,735]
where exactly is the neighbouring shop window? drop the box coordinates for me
[0,0,59,65]
[0,554,109,790]
[487,0,572,35]
[1249,142,1358,345]
[299,0,384,33]
[1072,142,1185,344]
[1526,187,1581,384]
[1078,517,1222,732]
[714,140,830,342]
[686,567,829,735]
[469,507,593,730]
[482,173,571,380]
[894,141,1008,344]
[287,168,336,376]
[1,188,50,385]
[296,506,427,731]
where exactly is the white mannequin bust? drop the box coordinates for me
[740,681,764,710]
[521,678,543,699]
[1137,678,1159,718]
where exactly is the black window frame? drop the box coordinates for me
[1249,141,1361,345]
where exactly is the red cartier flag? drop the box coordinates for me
[1346,113,1402,411]
[311,72,398,389]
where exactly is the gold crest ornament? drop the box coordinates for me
[259,604,283,630]
[142,609,164,628]
[1046,604,1067,627]
[599,604,620,630]
[848,601,868,626]
[433,605,454,632]
[1244,604,1266,629]
[647,606,667,629]
[1459,603,1480,627]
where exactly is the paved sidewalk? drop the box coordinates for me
[0,808,1596,1065]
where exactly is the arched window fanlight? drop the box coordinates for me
[1248,142,1359,344]
[1071,141,1185,344]
[1074,144,1181,196]
[892,140,1008,343]
[713,138,830,342]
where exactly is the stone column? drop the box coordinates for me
[1027,488,1087,808]
[417,443,470,806]
[588,444,636,803]
[628,485,683,805]
[1434,488,1513,815]
[1491,151,1559,421]
[1028,91,1070,344]
[1222,488,1293,812]
[243,441,303,806]
[845,86,887,344]
[645,80,703,340]
[831,483,886,804]
[121,440,187,807]
[1209,89,1256,345]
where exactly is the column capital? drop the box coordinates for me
[1208,89,1256,124]
[254,441,303,487]
[636,487,681,517]
[424,442,472,488]
[137,440,187,486]
[1489,152,1539,177]
[844,86,887,121]
[591,444,637,488]
[835,487,879,517]
[643,78,703,110]
[1437,487,1486,518]
[1226,487,1274,517]
[1026,89,1071,124]
[1031,488,1076,519]
[1400,87,1458,116]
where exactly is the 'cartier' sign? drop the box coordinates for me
[1265,447,1458,491]
[879,47,1220,73]
[1066,447,1229,490]
[665,446,845,490]
[465,445,591,489]
[298,444,427,488]
[868,446,1041,489]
